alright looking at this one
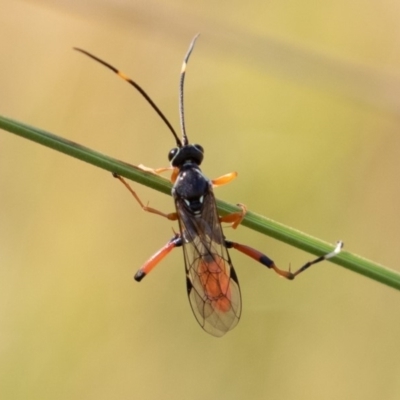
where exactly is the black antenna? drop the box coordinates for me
[179,34,200,146]
[73,47,182,148]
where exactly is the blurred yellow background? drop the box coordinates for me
[1,1,400,399]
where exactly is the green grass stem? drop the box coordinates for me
[1,114,399,290]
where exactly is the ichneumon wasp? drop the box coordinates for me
[74,35,343,337]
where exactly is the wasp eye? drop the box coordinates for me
[193,144,204,154]
[168,148,179,162]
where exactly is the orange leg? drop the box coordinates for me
[138,164,172,174]
[138,164,179,183]
[219,203,247,229]
[135,235,182,281]
[113,173,178,221]
[212,171,237,187]
[226,240,343,280]
[213,172,243,229]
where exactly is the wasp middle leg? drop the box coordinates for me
[112,173,178,221]
[219,203,247,229]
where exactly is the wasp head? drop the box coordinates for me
[168,144,204,168]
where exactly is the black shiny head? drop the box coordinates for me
[168,144,204,167]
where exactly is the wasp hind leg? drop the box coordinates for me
[112,173,178,221]
[135,235,182,281]
[225,240,343,279]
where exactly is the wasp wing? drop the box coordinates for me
[176,190,242,337]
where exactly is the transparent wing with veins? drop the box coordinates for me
[176,191,242,337]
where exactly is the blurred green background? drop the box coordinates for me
[1,1,400,399]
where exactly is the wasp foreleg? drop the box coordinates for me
[137,165,179,183]
[225,240,343,280]
[212,171,237,187]
[134,234,182,281]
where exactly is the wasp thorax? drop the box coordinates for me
[169,144,204,167]
[173,167,210,215]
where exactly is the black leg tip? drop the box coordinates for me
[134,271,145,282]
[112,172,119,178]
